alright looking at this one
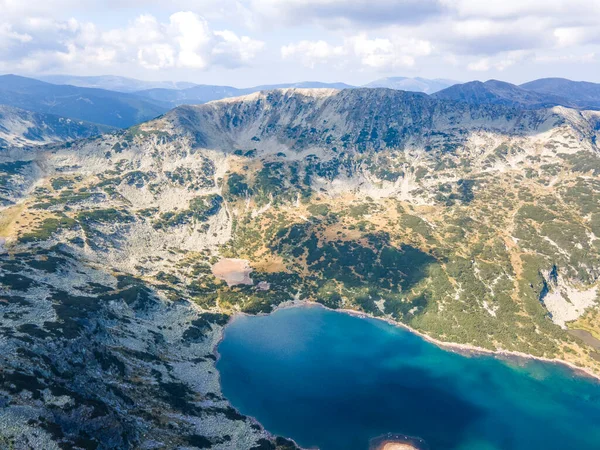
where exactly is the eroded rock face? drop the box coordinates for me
[1,88,600,447]
[540,272,598,328]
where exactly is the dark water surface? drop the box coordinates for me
[217,305,600,450]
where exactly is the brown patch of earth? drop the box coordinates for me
[211,258,253,287]
[569,329,600,351]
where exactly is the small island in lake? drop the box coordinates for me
[369,433,428,450]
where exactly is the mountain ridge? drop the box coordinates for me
[434,78,600,110]
[151,87,599,154]
[521,77,600,109]
[15,73,600,113]
[432,79,574,108]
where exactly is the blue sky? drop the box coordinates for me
[1,0,600,87]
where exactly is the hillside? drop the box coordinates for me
[521,78,600,109]
[435,79,600,111]
[1,88,600,448]
[432,79,575,108]
[0,105,111,148]
[0,75,169,128]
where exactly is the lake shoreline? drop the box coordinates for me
[211,307,310,450]
[214,300,600,450]
[267,300,600,383]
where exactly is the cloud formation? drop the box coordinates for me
[1,0,600,81]
[282,34,433,70]
[272,0,600,73]
[0,10,264,73]
[251,0,444,27]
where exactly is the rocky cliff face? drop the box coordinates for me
[1,88,600,448]
[153,88,582,151]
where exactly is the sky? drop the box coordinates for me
[1,0,600,87]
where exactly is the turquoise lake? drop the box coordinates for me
[217,305,600,450]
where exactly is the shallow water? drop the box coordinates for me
[217,305,600,450]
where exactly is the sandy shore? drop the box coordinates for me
[381,443,419,450]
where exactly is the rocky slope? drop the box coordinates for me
[1,88,600,448]
[0,105,112,149]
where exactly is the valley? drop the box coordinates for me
[1,87,600,448]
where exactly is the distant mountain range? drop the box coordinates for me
[0,75,169,128]
[2,74,600,135]
[125,76,600,111]
[363,76,458,94]
[432,80,564,108]
[32,74,436,94]
[134,79,457,107]
[136,81,355,107]
[520,78,600,110]
[27,74,457,107]
[36,75,198,93]
[433,78,600,110]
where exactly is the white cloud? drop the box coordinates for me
[0,0,77,19]
[137,44,176,70]
[213,30,266,67]
[349,34,432,69]
[467,50,531,72]
[263,0,600,75]
[441,0,600,21]
[282,34,432,70]
[553,27,600,48]
[467,58,490,72]
[0,23,32,46]
[281,40,345,68]
[2,0,600,80]
[250,0,443,27]
[169,12,214,69]
[535,52,596,64]
[0,11,264,73]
